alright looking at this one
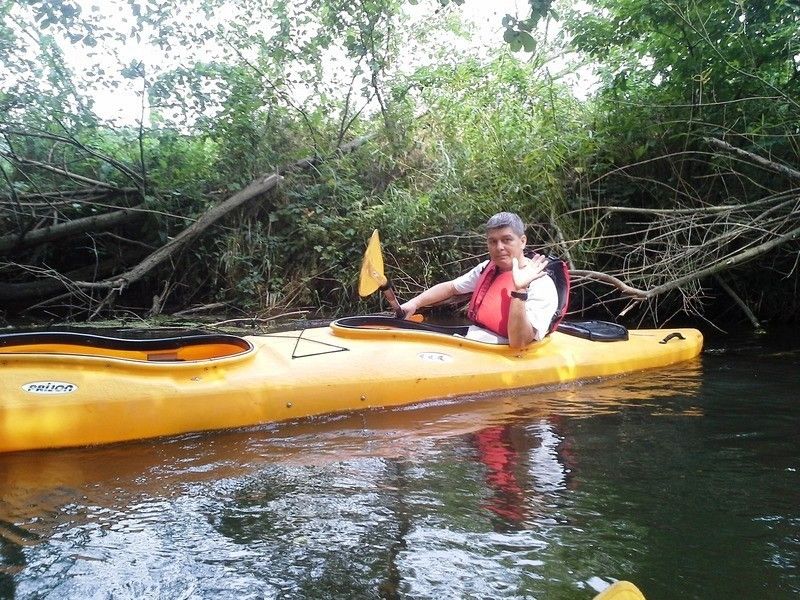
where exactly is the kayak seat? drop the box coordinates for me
[0,331,253,361]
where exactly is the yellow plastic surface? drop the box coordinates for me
[0,324,702,453]
[358,229,388,296]
[592,581,647,600]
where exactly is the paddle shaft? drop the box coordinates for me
[380,283,406,319]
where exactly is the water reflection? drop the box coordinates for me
[1,352,797,599]
[472,418,576,529]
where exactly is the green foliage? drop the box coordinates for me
[502,0,555,53]
[4,0,797,323]
[410,55,592,247]
[557,0,800,219]
[565,0,800,153]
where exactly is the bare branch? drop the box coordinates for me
[0,153,121,190]
[570,269,648,298]
[645,223,800,297]
[704,136,800,183]
[1,126,145,188]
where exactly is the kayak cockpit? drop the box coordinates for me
[330,315,630,352]
[333,315,470,337]
[332,316,631,343]
[0,331,253,362]
[329,315,531,353]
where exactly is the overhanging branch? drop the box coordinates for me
[705,137,800,183]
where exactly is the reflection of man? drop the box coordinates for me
[399,212,559,349]
[473,426,526,524]
[473,419,575,528]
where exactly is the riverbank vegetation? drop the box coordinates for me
[2,0,798,330]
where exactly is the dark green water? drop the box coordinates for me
[1,331,797,599]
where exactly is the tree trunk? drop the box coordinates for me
[0,205,145,254]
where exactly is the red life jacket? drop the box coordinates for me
[466,263,514,337]
[466,257,571,338]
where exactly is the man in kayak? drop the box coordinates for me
[399,212,559,349]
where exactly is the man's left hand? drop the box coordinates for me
[512,255,548,291]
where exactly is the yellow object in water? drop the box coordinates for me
[593,581,647,599]
[0,317,702,453]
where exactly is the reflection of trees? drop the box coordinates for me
[377,461,411,600]
[546,350,799,599]
[207,459,415,599]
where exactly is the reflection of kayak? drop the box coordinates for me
[0,317,702,453]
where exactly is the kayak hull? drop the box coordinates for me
[0,321,703,453]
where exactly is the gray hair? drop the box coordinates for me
[484,212,525,237]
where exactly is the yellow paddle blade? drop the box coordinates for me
[358,229,388,297]
[592,581,647,600]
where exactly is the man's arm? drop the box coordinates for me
[507,296,537,349]
[507,255,549,349]
[399,281,458,319]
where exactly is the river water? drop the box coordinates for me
[0,330,797,600]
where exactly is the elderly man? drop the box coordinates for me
[399,212,560,349]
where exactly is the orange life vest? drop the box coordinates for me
[466,263,514,337]
[466,257,571,339]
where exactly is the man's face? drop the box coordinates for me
[486,226,526,271]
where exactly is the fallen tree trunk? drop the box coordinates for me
[2,134,376,308]
[0,205,145,254]
[77,133,376,293]
[77,174,283,292]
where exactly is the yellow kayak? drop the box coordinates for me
[0,317,702,453]
[593,581,647,599]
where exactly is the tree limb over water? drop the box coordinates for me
[570,138,799,322]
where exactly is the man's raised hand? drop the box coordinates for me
[511,254,548,290]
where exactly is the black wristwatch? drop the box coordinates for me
[510,290,528,300]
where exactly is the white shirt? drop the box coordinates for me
[452,259,559,343]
